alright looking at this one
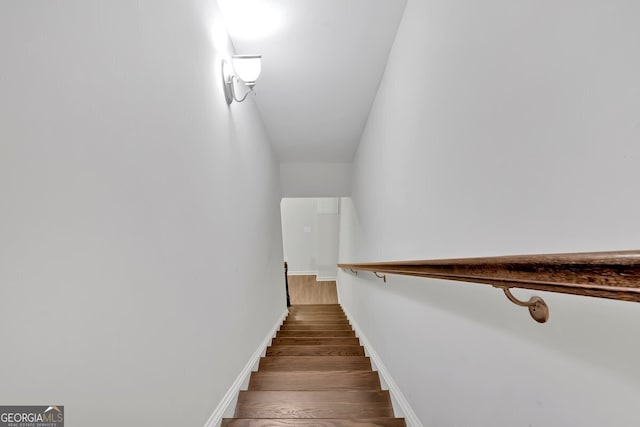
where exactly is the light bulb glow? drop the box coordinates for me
[217,0,283,40]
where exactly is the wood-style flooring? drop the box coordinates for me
[223,304,406,427]
[287,275,339,305]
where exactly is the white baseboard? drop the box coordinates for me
[315,276,337,282]
[343,308,423,427]
[203,309,288,427]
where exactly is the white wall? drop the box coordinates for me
[315,198,341,280]
[281,198,340,279]
[0,2,285,426]
[280,162,352,197]
[338,0,640,426]
[281,198,318,274]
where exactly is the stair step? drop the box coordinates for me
[266,345,364,357]
[284,319,351,325]
[258,356,371,371]
[289,305,344,314]
[222,418,406,427]
[288,310,346,315]
[276,330,356,338]
[289,304,343,310]
[234,391,394,418]
[249,371,381,391]
[287,315,348,322]
[280,324,354,331]
[226,304,402,424]
[271,337,361,346]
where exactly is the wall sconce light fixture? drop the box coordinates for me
[222,55,262,104]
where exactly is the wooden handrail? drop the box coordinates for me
[339,250,640,323]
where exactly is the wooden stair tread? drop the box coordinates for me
[282,321,351,325]
[288,307,344,311]
[222,418,406,427]
[288,310,345,314]
[271,337,361,346]
[280,324,354,331]
[288,309,346,314]
[259,356,371,371]
[249,371,381,391]
[234,391,394,418]
[286,316,348,322]
[227,304,403,425]
[287,311,347,316]
[276,330,356,337]
[287,312,346,316]
[284,320,351,325]
[266,345,365,357]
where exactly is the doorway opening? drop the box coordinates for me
[280,197,341,305]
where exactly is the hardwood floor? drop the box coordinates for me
[223,304,406,427]
[287,275,339,304]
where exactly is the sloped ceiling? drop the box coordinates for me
[218,0,407,162]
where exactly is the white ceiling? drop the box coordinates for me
[218,0,407,162]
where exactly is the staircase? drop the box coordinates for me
[222,304,406,426]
